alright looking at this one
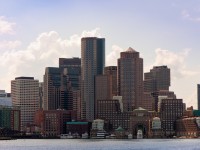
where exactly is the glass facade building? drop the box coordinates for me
[81,37,105,121]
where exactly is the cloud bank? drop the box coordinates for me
[0,28,101,91]
[152,48,198,79]
[0,16,15,34]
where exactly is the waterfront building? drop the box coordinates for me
[66,121,91,137]
[176,117,200,137]
[96,98,130,130]
[90,119,107,138]
[159,98,184,137]
[81,37,105,121]
[129,107,155,138]
[11,77,39,131]
[0,105,20,131]
[150,117,163,138]
[118,47,143,111]
[34,109,76,137]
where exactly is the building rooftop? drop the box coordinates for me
[15,77,34,80]
[66,122,88,125]
[126,47,137,52]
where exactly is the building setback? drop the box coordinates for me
[11,77,39,131]
[81,37,105,121]
[118,47,143,111]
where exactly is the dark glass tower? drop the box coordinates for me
[81,37,105,121]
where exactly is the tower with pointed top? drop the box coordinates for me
[118,47,143,111]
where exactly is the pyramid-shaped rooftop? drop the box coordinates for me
[126,47,137,52]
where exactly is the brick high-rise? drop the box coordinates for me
[118,47,143,111]
[144,66,170,92]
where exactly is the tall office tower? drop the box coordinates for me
[11,77,39,131]
[59,57,81,119]
[159,98,184,136]
[81,37,105,121]
[43,67,70,110]
[104,66,118,97]
[118,47,143,111]
[59,58,81,91]
[43,67,62,110]
[198,84,200,110]
[144,66,170,92]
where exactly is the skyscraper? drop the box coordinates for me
[43,67,63,110]
[81,37,105,121]
[144,66,170,92]
[198,84,200,110]
[11,77,39,131]
[118,47,143,111]
[59,57,81,119]
[144,66,171,111]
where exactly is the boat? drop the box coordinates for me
[82,132,88,139]
[137,129,143,139]
[128,133,133,139]
[60,134,68,139]
[60,132,74,139]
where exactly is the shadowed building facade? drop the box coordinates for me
[104,66,118,97]
[81,37,105,121]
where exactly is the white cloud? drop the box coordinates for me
[106,45,123,66]
[0,28,101,92]
[151,48,198,79]
[0,16,15,34]
[181,10,200,22]
[0,40,21,50]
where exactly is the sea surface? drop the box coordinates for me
[0,139,200,150]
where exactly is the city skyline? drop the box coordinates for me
[0,0,200,108]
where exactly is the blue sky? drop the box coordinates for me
[0,0,200,108]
